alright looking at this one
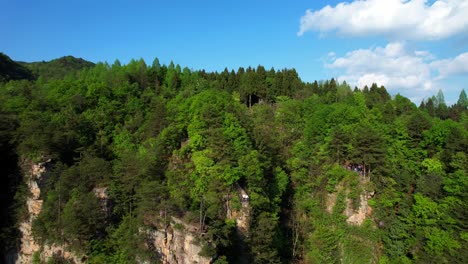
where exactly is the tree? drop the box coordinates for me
[5,50,468,263]
[457,89,468,109]
[435,90,449,119]
[62,190,105,245]
[351,123,386,174]
[329,126,351,163]
[425,97,436,116]
[306,225,341,264]
[407,111,432,144]
[249,212,281,264]
[417,158,444,199]
[394,94,416,116]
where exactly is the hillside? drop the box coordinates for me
[20,56,95,81]
[1,53,467,264]
[0,53,34,82]
[0,53,95,83]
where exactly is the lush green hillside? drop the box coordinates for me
[0,53,94,83]
[0,53,34,82]
[20,55,95,81]
[1,54,467,263]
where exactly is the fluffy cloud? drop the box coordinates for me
[298,0,468,40]
[431,52,468,78]
[327,42,432,90]
[326,42,468,101]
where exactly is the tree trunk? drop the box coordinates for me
[199,199,204,233]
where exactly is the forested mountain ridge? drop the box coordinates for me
[19,55,95,81]
[0,53,95,84]
[0,53,467,263]
[0,53,34,82]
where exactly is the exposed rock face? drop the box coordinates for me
[345,193,370,225]
[17,221,40,264]
[144,217,212,264]
[326,174,373,226]
[225,186,251,264]
[229,184,251,236]
[40,244,83,264]
[93,187,110,219]
[345,174,373,226]
[325,183,342,214]
[16,160,82,264]
[226,196,250,236]
[18,159,211,264]
[16,161,46,264]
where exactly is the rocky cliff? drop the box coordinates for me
[16,159,215,264]
[344,174,374,226]
[143,217,212,264]
[15,160,83,264]
[326,172,374,226]
[16,161,45,263]
[225,186,251,264]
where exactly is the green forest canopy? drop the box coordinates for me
[0,53,467,263]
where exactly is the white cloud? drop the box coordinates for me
[326,42,468,102]
[414,50,435,60]
[327,42,432,90]
[431,52,468,78]
[298,0,468,40]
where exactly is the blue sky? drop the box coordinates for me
[2,0,468,104]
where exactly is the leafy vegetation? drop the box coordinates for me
[20,55,95,81]
[1,52,467,263]
[0,53,34,82]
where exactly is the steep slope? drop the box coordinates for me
[16,160,83,264]
[0,114,21,263]
[0,53,34,82]
[2,54,466,263]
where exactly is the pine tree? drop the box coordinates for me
[457,89,468,109]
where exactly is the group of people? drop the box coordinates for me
[344,163,364,174]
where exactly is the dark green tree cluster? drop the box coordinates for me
[0,53,34,82]
[1,52,467,263]
[420,89,468,121]
[20,55,95,81]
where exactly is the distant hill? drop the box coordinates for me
[1,53,95,82]
[20,55,95,81]
[0,53,34,82]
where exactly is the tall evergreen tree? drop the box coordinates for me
[457,89,468,109]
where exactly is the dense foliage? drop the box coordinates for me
[1,53,467,263]
[0,53,34,82]
[19,56,95,81]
